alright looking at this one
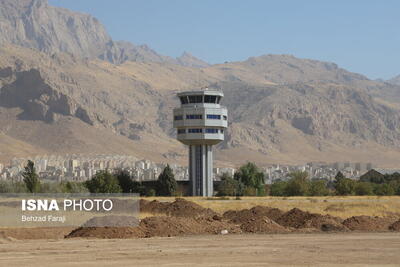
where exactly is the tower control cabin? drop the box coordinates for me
[173,89,228,196]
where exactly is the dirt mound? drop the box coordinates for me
[66,226,145,239]
[66,215,241,239]
[342,216,396,231]
[139,216,197,237]
[223,209,255,224]
[140,198,216,218]
[140,199,169,214]
[240,217,289,233]
[140,215,241,237]
[389,220,400,231]
[82,215,139,227]
[163,198,217,218]
[275,208,346,231]
[223,206,285,224]
[250,206,285,221]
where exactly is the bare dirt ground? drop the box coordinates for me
[0,233,399,267]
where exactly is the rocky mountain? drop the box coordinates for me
[177,52,210,68]
[0,0,400,168]
[0,0,208,66]
[388,75,400,85]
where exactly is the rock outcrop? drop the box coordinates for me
[0,0,208,66]
[0,68,93,124]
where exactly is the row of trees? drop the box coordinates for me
[0,160,178,196]
[218,168,400,197]
[268,171,400,196]
[85,165,178,196]
[3,160,400,196]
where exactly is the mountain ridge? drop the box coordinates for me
[0,0,208,66]
[0,1,400,168]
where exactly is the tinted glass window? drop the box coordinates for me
[177,129,185,134]
[206,114,221,119]
[216,96,221,104]
[174,115,183,120]
[188,128,203,133]
[188,95,203,103]
[186,114,202,119]
[180,96,188,104]
[205,128,219,133]
[204,95,217,103]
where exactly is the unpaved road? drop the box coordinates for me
[1,233,399,266]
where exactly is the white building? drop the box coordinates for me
[173,88,228,196]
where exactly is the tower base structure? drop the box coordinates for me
[188,144,213,196]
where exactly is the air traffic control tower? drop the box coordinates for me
[173,88,228,196]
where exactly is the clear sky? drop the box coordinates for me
[49,0,399,80]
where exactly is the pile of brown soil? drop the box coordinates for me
[64,199,400,239]
[82,215,139,227]
[139,216,197,237]
[342,216,396,231]
[240,217,289,233]
[140,198,216,218]
[223,206,285,224]
[140,216,241,237]
[140,199,168,214]
[66,215,241,239]
[66,226,145,239]
[163,198,217,218]
[275,208,346,231]
[389,220,400,231]
[223,209,255,224]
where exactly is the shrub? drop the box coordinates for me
[61,181,89,193]
[217,172,242,196]
[309,180,330,196]
[374,183,395,196]
[355,182,374,196]
[270,181,288,196]
[335,178,356,195]
[85,170,122,193]
[284,171,310,196]
[243,186,257,196]
[234,162,265,195]
[115,169,136,193]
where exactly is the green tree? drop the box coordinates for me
[115,169,136,193]
[22,160,40,193]
[157,165,177,196]
[270,181,288,196]
[284,171,310,196]
[0,181,13,193]
[335,178,356,195]
[85,170,122,193]
[234,162,265,196]
[309,180,330,196]
[389,180,400,196]
[62,181,89,193]
[374,183,395,196]
[217,172,242,196]
[355,182,374,196]
[334,171,345,182]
